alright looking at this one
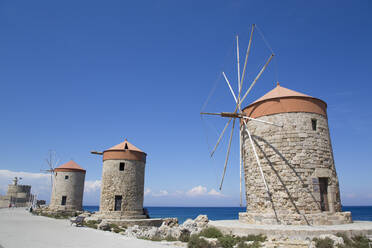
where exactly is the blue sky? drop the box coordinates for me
[0,0,371,206]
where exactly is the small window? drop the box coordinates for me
[119,162,125,171]
[65,175,69,180]
[61,196,67,206]
[311,119,317,131]
[124,143,129,150]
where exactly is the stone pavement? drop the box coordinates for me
[0,208,182,248]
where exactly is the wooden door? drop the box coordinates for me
[319,178,329,211]
[114,195,122,211]
[61,196,67,206]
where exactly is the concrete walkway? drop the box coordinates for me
[210,220,372,239]
[0,208,181,248]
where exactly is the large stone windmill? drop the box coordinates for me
[202,25,351,225]
[239,83,351,225]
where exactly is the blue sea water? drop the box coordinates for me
[342,206,372,221]
[83,206,372,224]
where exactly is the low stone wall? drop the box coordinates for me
[0,196,10,208]
[209,220,372,241]
[33,207,82,218]
[89,218,166,228]
[95,211,147,220]
[239,211,352,225]
[0,196,32,208]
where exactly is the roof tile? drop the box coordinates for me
[253,83,311,103]
[107,139,144,153]
[56,160,85,172]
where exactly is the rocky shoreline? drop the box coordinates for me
[80,213,209,241]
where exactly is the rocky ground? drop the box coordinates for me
[75,211,372,247]
[78,212,209,242]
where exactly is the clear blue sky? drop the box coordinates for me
[0,0,371,206]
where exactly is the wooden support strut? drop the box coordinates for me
[91,151,103,155]
[243,119,270,196]
[200,112,282,128]
[221,112,241,118]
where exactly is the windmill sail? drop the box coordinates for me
[201,24,281,207]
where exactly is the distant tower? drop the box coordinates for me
[5,177,32,207]
[95,139,147,219]
[239,84,351,225]
[49,160,86,212]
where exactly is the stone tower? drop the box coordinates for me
[0,177,32,208]
[7,177,31,204]
[239,84,351,225]
[98,139,147,219]
[49,160,86,212]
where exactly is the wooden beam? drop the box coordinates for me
[91,151,103,155]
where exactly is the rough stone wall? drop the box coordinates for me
[7,185,31,200]
[99,159,146,219]
[49,171,85,211]
[0,196,10,208]
[0,184,32,208]
[240,112,350,225]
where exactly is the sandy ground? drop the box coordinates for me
[0,208,181,248]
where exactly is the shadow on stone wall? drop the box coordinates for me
[245,132,325,225]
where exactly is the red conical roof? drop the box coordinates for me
[107,139,144,153]
[103,138,147,162]
[253,83,311,104]
[54,160,86,172]
[243,83,327,118]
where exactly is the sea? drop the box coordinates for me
[83,206,372,224]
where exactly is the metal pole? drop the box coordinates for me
[239,127,243,206]
[243,120,270,194]
[240,54,274,106]
[222,72,237,103]
[236,35,243,206]
[240,24,255,92]
[210,118,232,157]
[242,116,283,127]
[220,119,236,190]
[236,35,241,97]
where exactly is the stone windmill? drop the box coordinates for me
[91,138,148,219]
[202,25,351,225]
[238,83,352,225]
[49,160,86,212]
